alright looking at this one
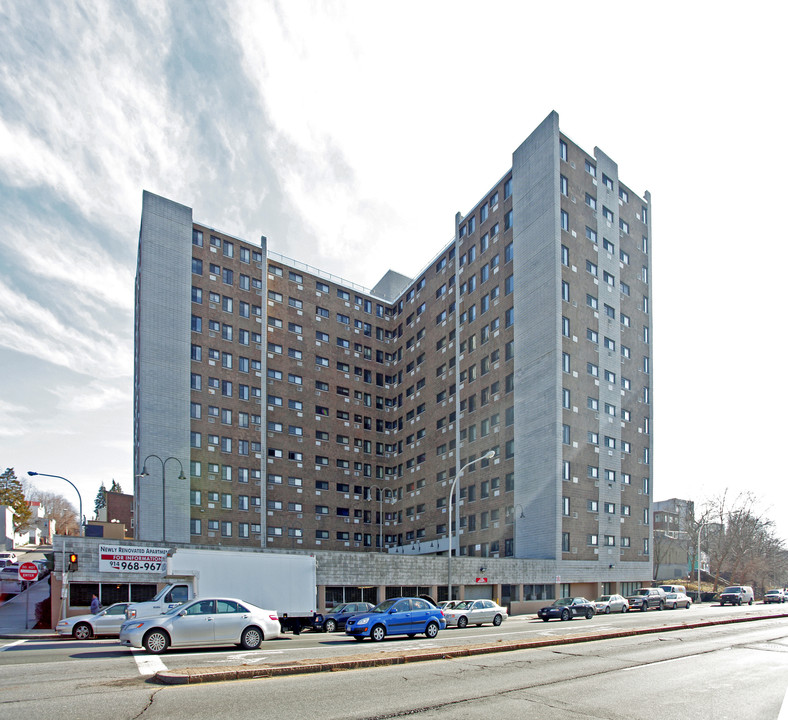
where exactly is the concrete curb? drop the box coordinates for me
[154,611,788,685]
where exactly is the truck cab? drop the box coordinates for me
[126,583,192,619]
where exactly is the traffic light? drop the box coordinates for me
[68,553,78,572]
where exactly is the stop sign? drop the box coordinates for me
[18,562,39,582]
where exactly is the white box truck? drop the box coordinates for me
[125,548,317,633]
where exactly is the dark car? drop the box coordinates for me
[317,602,375,633]
[626,587,666,611]
[345,597,446,641]
[537,597,595,621]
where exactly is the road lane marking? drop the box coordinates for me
[0,640,26,651]
[780,684,788,720]
[131,648,167,675]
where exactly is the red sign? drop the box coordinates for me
[18,562,39,582]
[475,577,488,584]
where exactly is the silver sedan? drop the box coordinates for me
[594,594,630,614]
[443,599,508,628]
[119,597,281,654]
[57,602,131,639]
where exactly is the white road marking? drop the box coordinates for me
[780,684,788,720]
[0,640,26,652]
[131,648,168,675]
[621,655,695,671]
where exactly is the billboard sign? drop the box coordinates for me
[98,544,168,573]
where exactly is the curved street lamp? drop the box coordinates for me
[137,455,186,542]
[27,471,84,536]
[447,449,496,601]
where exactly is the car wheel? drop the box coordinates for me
[749,599,753,605]
[641,604,647,612]
[324,619,337,633]
[560,609,570,621]
[658,602,664,611]
[622,605,628,613]
[541,617,550,622]
[143,629,169,654]
[585,609,594,620]
[425,621,439,639]
[493,614,503,626]
[457,616,468,629]
[241,626,263,650]
[370,624,386,642]
[73,623,92,640]
[604,606,611,614]
[672,603,677,610]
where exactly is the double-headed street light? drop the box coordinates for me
[137,455,185,542]
[27,471,84,536]
[447,449,496,601]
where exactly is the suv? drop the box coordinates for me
[626,587,667,611]
[718,586,754,606]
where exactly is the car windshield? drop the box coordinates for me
[635,589,650,596]
[371,599,398,613]
[330,603,349,614]
[163,603,189,616]
[453,601,473,610]
[554,598,572,607]
[723,587,741,593]
[597,596,611,602]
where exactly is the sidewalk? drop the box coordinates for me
[0,577,54,637]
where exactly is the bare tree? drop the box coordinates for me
[25,487,80,535]
[699,490,784,592]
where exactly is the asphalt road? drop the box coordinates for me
[0,608,786,719]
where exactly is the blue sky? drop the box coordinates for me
[1,1,786,538]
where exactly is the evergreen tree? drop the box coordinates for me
[109,479,123,494]
[94,481,107,518]
[0,467,33,531]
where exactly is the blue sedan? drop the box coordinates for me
[345,597,446,641]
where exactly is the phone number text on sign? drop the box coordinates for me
[99,545,169,573]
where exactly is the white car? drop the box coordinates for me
[594,594,629,614]
[0,551,18,566]
[57,602,132,639]
[119,597,281,654]
[665,592,692,609]
[442,599,508,628]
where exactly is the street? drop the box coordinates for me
[0,604,786,718]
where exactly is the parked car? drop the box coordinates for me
[665,592,692,609]
[538,597,595,621]
[344,597,445,641]
[718,586,754,606]
[626,587,667,611]
[57,602,132,639]
[0,552,18,566]
[119,597,281,654]
[0,564,20,581]
[316,602,374,632]
[32,560,50,578]
[764,589,786,604]
[659,584,686,595]
[438,600,460,611]
[442,599,508,628]
[594,594,629,614]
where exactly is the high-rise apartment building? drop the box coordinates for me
[134,111,653,591]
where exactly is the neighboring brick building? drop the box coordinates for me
[134,111,654,597]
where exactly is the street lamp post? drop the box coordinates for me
[27,471,84,536]
[137,455,186,542]
[447,450,496,601]
[696,522,708,604]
